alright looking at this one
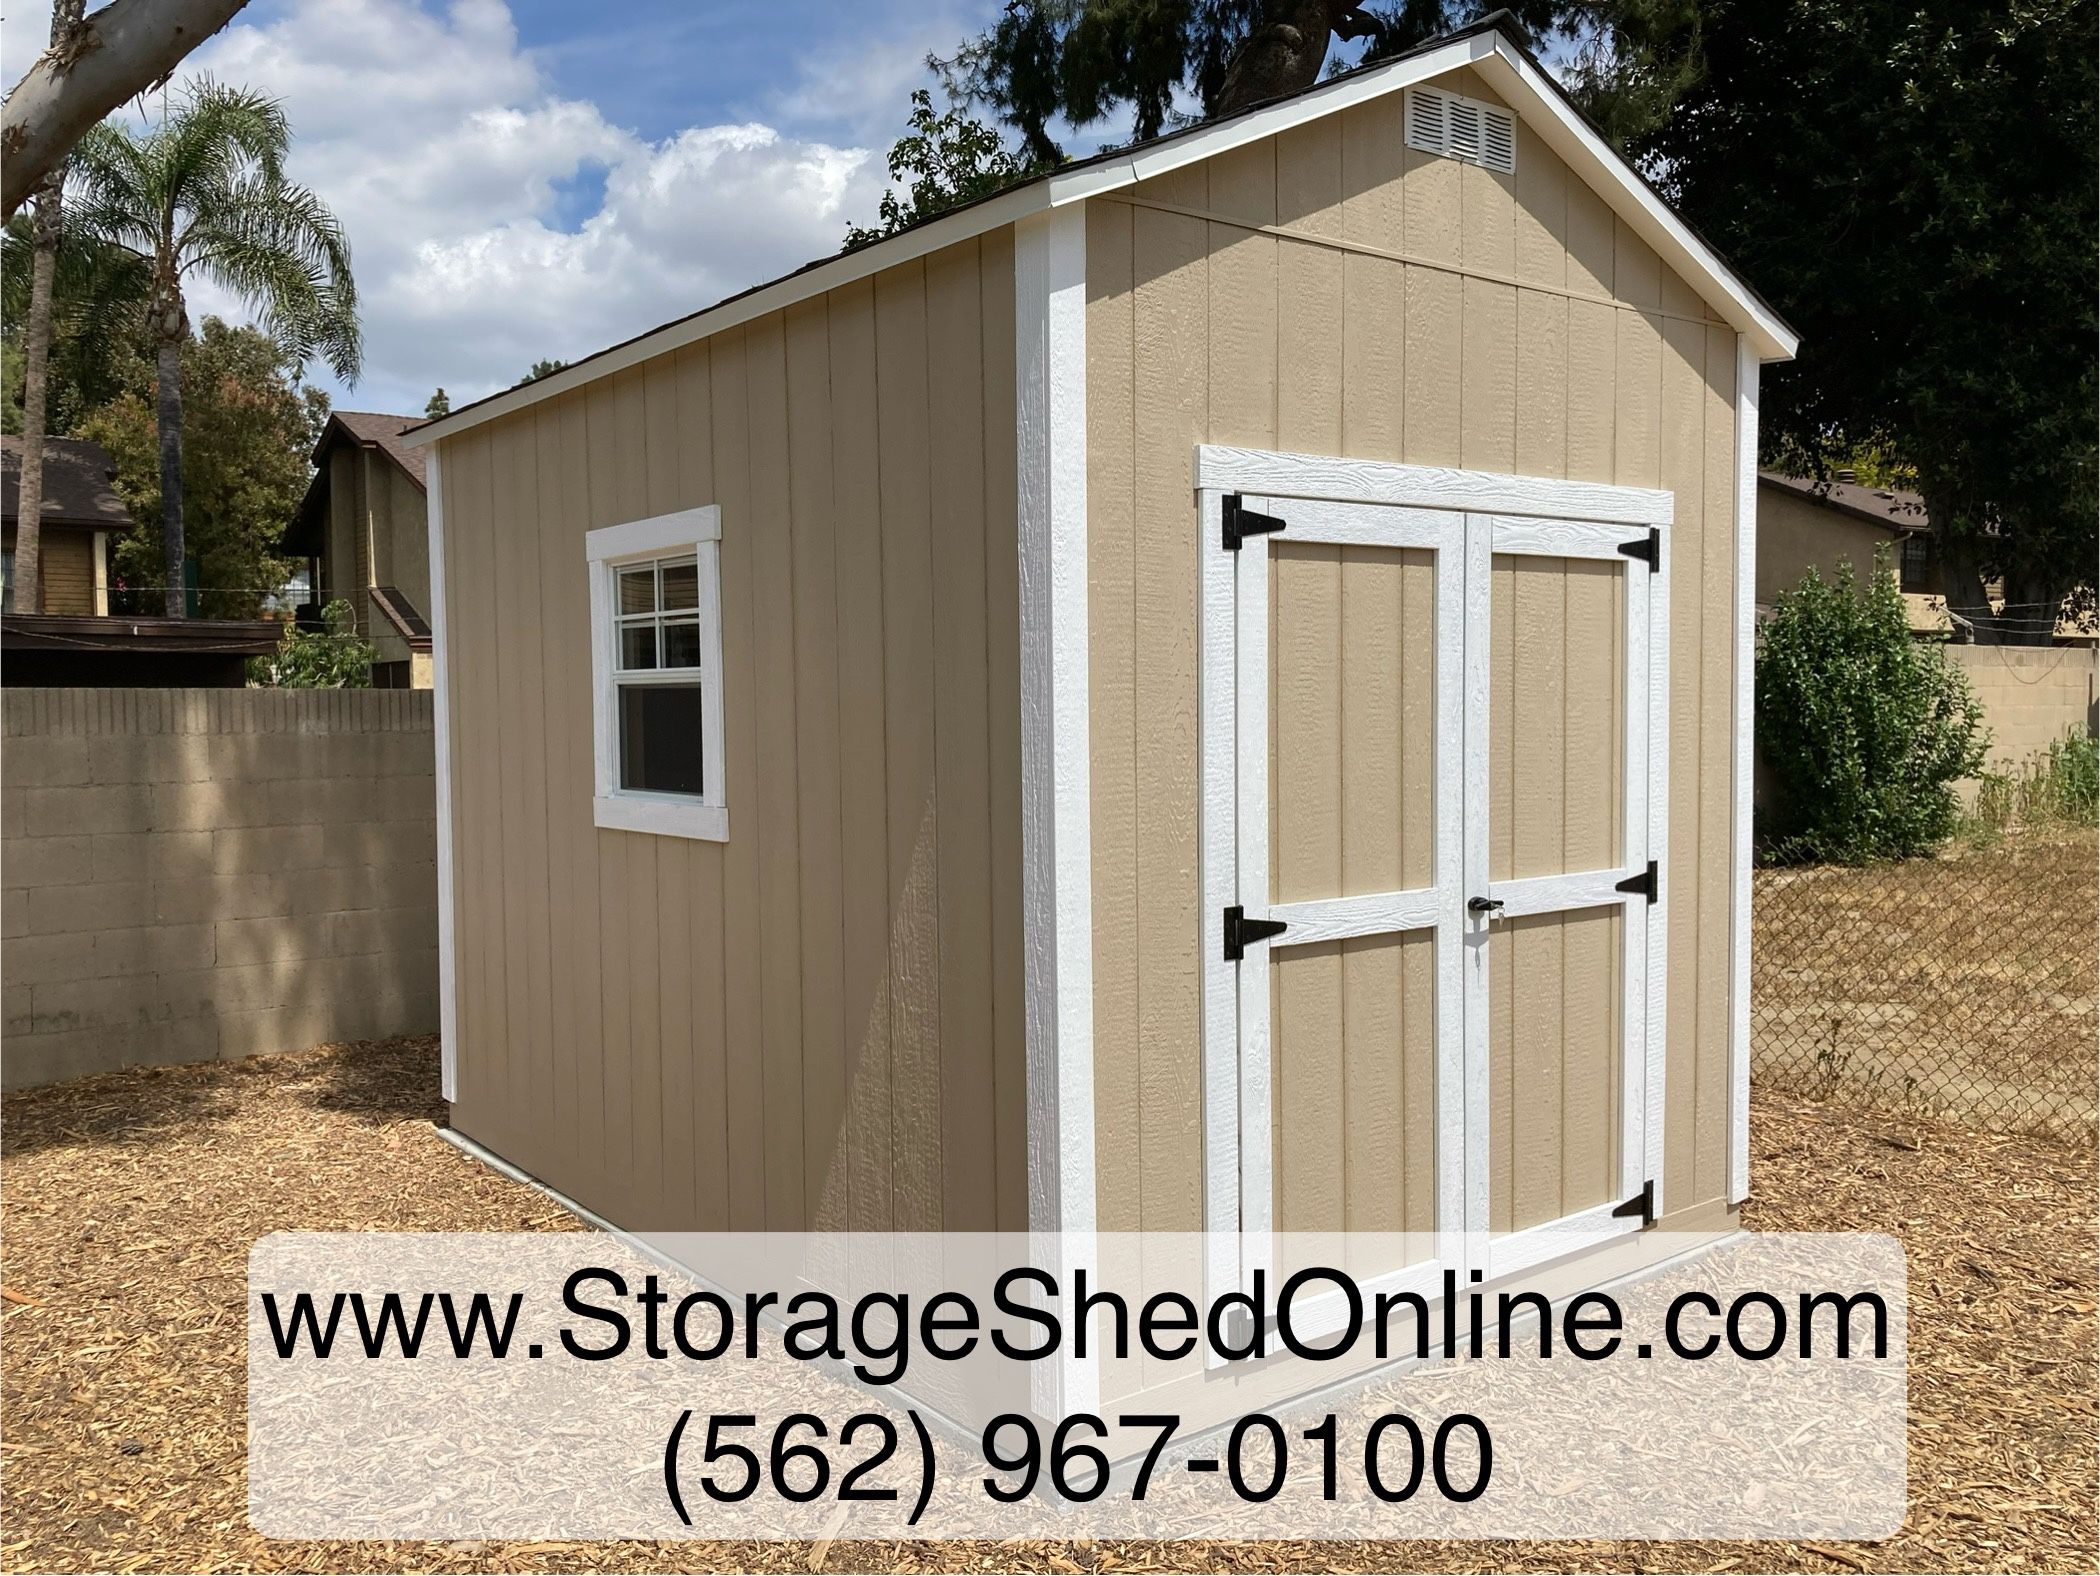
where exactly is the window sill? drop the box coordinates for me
[593,793,729,842]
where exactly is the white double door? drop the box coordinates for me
[1199,482,1668,1320]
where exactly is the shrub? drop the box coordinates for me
[1968,728,2100,836]
[250,598,375,688]
[1756,556,1988,863]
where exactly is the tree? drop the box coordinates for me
[423,387,451,419]
[935,2,1598,164]
[69,79,359,616]
[844,89,1050,249]
[250,597,373,687]
[2,211,154,434]
[1756,556,1988,863]
[519,358,566,384]
[79,316,328,619]
[8,0,89,615]
[1616,0,2097,644]
[0,0,254,219]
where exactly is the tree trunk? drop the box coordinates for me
[1214,2,1383,118]
[155,331,187,619]
[1,0,252,219]
[12,178,62,616]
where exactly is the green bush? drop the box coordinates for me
[1756,556,1988,863]
[1968,728,2100,836]
[250,598,375,688]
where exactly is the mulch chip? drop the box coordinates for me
[2,1038,2093,1572]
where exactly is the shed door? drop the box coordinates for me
[1200,490,1666,1324]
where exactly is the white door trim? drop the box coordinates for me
[426,447,459,1104]
[1196,447,1674,1319]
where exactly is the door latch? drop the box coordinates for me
[1223,904,1289,962]
[1467,896,1506,916]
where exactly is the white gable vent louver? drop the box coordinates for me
[1404,85,1516,175]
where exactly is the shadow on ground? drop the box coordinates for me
[0,1035,444,1159]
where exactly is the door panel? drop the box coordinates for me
[1487,908,1624,1235]
[1199,475,1664,1322]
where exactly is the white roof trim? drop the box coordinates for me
[410,26,1792,448]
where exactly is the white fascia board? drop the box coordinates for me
[1470,38,1799,363]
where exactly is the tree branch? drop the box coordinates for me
[1,0,251,220]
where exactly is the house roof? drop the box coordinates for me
[315,411,427,488]
[0,437,134,532]
[1758,472,1929,534]
[410,10,1799,450]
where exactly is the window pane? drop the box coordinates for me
[620,622,658,670]
[618,564,657,615]
[661,558,699,611]
[619,682,705,795]
[662,617,701,669]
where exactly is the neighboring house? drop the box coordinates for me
[1755,470,1950,636]
[2,435,125,616]
[1757,470,2096,644]
[1,436,277,686]
[412,14,1795,1428]
[284,411,434,688]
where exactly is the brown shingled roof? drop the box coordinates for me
[1,437,135,531]
[1758,471,1930,533]
[317,411,427,488]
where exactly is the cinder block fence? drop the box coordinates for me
[2,689,438,1090]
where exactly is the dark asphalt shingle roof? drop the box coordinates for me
[0,437,135,531]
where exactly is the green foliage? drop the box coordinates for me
[1757,556,1990,864]
[519,359,566,384]
[1621,0,2097,638]
[69,80,361,381]
[250,598,375,688]
[424,387,451,418]
[933,3,1676,164]
[1966,729,2100,838]
[1,209,153,435]
[79,317,328,618]
[844,90,1051,249]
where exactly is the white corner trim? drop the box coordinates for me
[586,507,730,843]
[1729,341,1760,1205]
[426,448,460,1104]
[1196,446,1674,526]
[1016,204,1097,1415]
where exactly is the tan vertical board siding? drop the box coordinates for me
[1086,67,1746,1345]
[1267,541,1439,1278]
[437,239,1021,1236]
[29,532,94,614]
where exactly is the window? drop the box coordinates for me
[2,549,14,615]
[1899,533,1930,593]
[587,507,726,840]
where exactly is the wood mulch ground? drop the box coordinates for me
[2,1037,2093,1573]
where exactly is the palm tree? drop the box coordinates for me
[69,81,359,617]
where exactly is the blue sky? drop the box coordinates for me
[2,0,1021,413]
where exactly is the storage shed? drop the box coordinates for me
[411,13,1795,1416]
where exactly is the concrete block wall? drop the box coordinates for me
[2,689,438,1089]
[1944,644,2100,770]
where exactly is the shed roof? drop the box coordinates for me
[411,11,1798,449]
[0,437,134,532]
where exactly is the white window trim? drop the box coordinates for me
[586,506,728,842]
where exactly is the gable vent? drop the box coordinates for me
[1404,85,1515,175]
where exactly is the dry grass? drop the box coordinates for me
[1752,827,2098,1138]
[2,1037,2094,1573]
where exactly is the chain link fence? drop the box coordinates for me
[1751,826,2097,1142]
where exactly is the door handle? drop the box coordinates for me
[1467,896,1505,916]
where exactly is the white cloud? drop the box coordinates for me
[13,0,899,414]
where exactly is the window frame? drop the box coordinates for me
[585,506,728,841]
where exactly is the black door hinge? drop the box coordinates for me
[1616,527,1660,567]
[1223,904,1289,962]
[1614,860,1658,905]
[1611,1179,1656,1227]
[1223,494,1287,552]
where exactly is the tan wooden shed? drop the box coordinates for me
[410,13,1796,1416]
